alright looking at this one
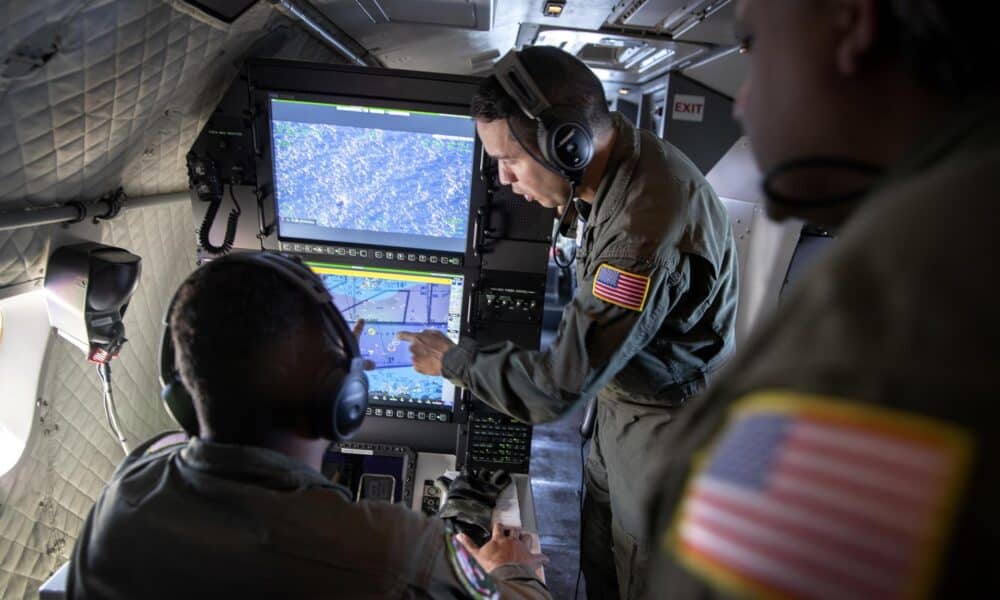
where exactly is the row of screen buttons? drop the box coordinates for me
[280,242,369,258]
[366,406,449,422]
[373,250,461,266]
[278,242,461,266]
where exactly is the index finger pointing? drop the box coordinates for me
[351,319,366,338]
[396,331,417,342]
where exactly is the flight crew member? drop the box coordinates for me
[68,253,550,600]
[400,46,738,599]
[646,1,1000,598]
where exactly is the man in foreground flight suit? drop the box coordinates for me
[400,46,738,599]
[646,0,1000,598]
[68,253,550,599]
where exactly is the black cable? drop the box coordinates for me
[552,181,578,269]
[96,362,129,455]
[197,184,242,255]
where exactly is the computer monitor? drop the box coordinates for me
[309,262,464,413]
[271,96,476,254]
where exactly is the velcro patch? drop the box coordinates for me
[446,532,498,600]
[666,391,973,600]
[592,264,650,311]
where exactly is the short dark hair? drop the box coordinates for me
[881,0,998,96]
[170,261,347,443]
[471,46,613,146]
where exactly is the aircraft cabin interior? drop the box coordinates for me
[0,1,838,598]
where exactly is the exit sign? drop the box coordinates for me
[672,94,706,122]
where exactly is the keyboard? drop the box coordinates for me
[466,412,532,473]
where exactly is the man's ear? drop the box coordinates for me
[832,0,880,77]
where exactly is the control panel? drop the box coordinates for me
[419,479,442,516]
[465,411,533,473]
[323,441,416,507]
[185,60,551,474]
[477,286,544,324]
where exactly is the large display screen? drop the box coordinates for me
[271,96,476,254]
[309,262,464,410]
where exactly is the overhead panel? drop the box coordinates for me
[350,0,493,31]
[577,43,626,67]
[672,0,737,43]
[519,26,707,87]
[609,0,689,29]
[312,0,613,75]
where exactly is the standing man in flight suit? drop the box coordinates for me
[399,46,738,599]
[646,1,1000,598]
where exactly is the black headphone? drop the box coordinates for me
[158,252,369,441]
[493,49,594,183]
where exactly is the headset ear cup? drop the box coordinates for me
[161,377,200,437]
[536,111,594,181]
[332,358,369,440]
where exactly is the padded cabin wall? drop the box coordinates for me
[0,0,279,212]
[0,1,360,592]
[0,201,196,597]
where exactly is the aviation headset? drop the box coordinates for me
[493,49,595,183]
[158,252,369,440]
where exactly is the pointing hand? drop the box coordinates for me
[396,330,455,376]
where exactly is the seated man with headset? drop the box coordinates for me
[67,252,549,599]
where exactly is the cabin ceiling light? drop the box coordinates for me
[618,88,630,95]
[543,1,567,17]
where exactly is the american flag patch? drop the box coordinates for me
[667,392,973,600]
[592,264,650,311]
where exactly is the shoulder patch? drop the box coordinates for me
[592,263,650,312]
[445,532,499,600]
[665,391,974,600]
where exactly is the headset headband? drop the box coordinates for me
[491,49,595,183]
[494,51,553,120]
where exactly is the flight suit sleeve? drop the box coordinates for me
[425,527,551,600]
[442,246,692,423]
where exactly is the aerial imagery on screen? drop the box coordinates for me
[312,264,463,408]
[271,99,476,253]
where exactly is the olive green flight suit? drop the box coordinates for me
[443,114,738,599]
[645,98,1000,599]
[68,436,550,599]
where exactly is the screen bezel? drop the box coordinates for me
[264,91,479,256]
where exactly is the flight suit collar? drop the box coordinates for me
[870,94,1000,198]
[585,112,642,238]
[180,437,350,498]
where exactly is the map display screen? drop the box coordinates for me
[309,263,464,409]
[271,97,476,254]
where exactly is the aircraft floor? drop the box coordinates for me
[530,402,588,599]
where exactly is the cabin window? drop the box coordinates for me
[0,290,51,476]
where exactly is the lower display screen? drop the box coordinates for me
[309,262,463,410]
